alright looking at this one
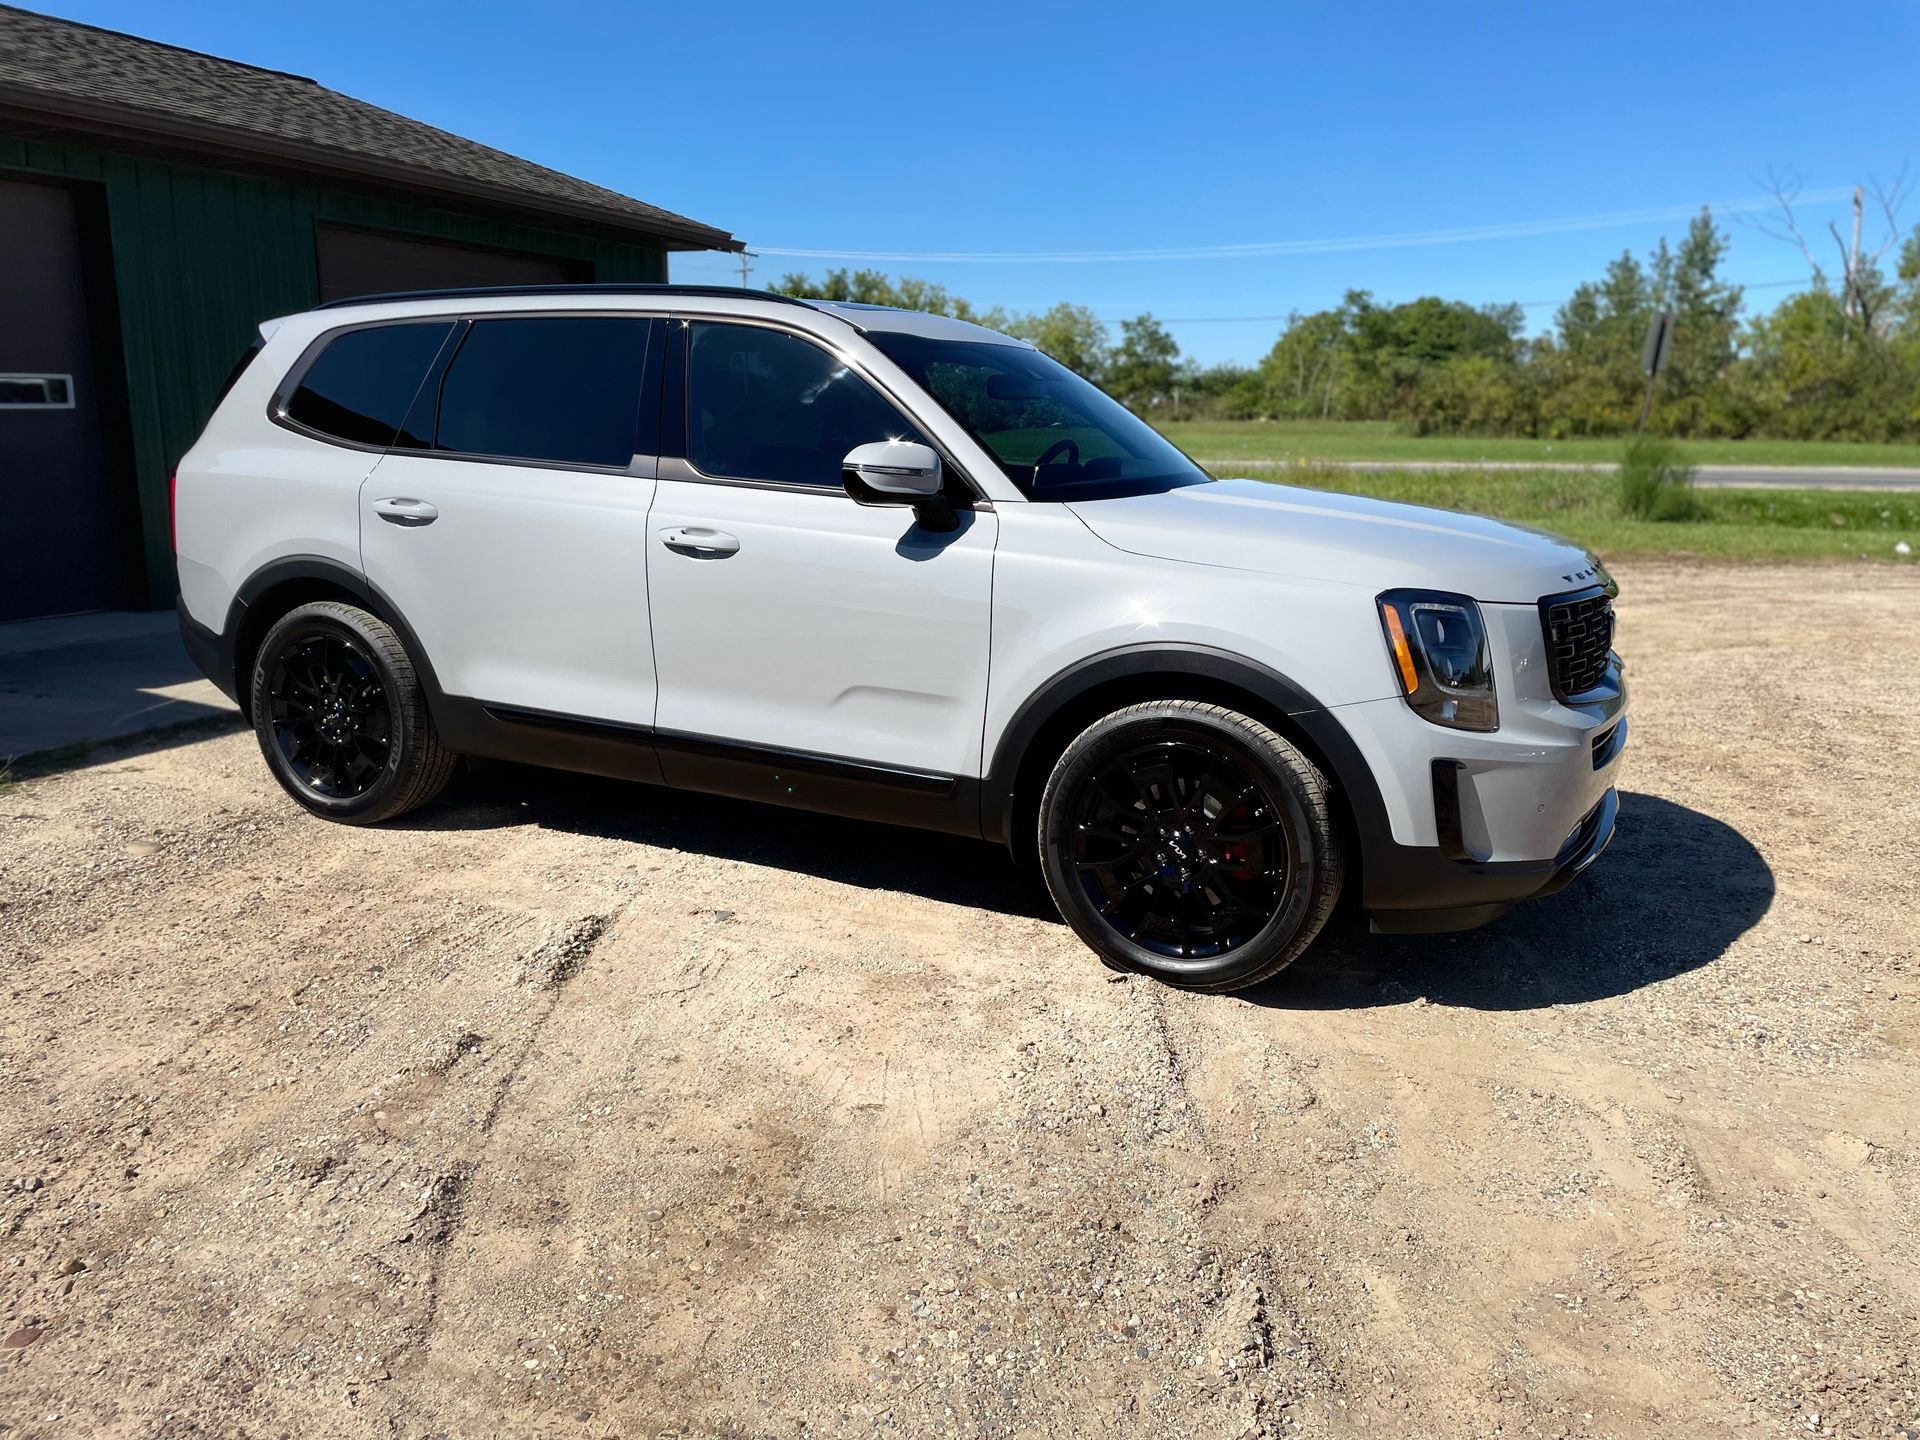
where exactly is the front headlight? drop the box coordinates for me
[1376,589,1499,731]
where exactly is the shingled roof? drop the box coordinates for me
[0,4,739,251]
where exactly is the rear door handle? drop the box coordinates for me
[659,525,740,557]
[374,497,438,527]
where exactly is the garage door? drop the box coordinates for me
[0,177,118,623]
[316,226,590,302]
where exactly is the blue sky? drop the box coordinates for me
[39,0,1920,365]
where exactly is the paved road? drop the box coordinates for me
[1202,457,1920,491]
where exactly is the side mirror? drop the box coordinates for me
[842,440,959,534]
[842,440,942,498]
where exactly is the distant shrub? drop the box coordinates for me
[1618,436,1703,521]
[1400,356,1541,436]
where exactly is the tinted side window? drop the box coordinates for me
[688,322,924,487]
[435,316,654,467]
[285,322,454,448]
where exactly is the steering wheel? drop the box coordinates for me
[1034,438,1081,468]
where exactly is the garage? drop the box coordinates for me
[315,225,591,303]
[0,175,126,622]
[0,5,737,623]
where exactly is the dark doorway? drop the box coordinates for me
[316,225,589,302]
[0,175,120,622]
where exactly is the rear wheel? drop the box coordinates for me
[1037,700,1343,992]
[249,601,455,824]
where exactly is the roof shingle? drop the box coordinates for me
[0,4,737,250]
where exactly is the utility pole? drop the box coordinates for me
[1833,185,1865,324]
[737,248,757,288]
[1848,185,1864,322]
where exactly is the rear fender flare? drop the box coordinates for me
[224,555,448,717]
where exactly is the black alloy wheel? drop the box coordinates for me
[1070,735,1289,959]
[248,601,457,824]
[1038,700,1344,992]
[265,626,393,798]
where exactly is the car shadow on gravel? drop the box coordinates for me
[404,775,1768,1011]
[1252,791,1774,1011]
[402,762,1061,919]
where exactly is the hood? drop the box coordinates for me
[1065,478,1603,603]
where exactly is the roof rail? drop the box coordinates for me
[315,283,813,311]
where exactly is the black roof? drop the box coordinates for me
[0,4,739,252]
[315,283,813,311]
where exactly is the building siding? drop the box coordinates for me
[1,133,668,606]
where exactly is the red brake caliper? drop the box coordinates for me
[1219,805,1255,877]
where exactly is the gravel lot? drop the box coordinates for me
[3,560,1917,1440]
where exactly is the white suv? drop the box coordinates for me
[175,285,1625,992]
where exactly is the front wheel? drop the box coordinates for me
[249,601,456,824]
[1037,700,1344,992]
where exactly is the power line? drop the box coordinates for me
[746,192,1855,265]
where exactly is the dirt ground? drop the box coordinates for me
[3,560,1917,1440]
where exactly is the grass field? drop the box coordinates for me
[1157,419,1920,469]
[1267,466,1920,562]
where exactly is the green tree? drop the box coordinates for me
[1105,314,1181,412]
[1402,355,1540,436]
[1556,251,1654,368]
[1725,288,1920,440]
[1546,248,1659,434]
[1654,210,1744,421]
[769,229,1920,442]
[1174,360,1260,419]
[774,268,1009,329]
[776,271,1113,379]
[1252,303,1351,417]
[1342,293,1522,416]
[1005,302,1110,381]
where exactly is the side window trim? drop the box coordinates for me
[637,316,668,466]
[666,314,986,505]
[396,318,470,452]
[660,317,687,461]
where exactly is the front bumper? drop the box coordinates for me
[1366,783,1618,933]
[1343,602,1627,931]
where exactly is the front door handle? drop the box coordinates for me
[374,497,438,527]
[659,525,740,557]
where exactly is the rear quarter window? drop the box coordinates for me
[283,322,456,448]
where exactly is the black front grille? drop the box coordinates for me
[1542,587,1616,700]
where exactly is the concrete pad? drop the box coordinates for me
[0,610,238,761]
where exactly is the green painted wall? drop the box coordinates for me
[1,133,669,607]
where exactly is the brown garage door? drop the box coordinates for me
[316,226,590,302]
[0,176,118,623]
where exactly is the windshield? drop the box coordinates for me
[867,333,1212,501]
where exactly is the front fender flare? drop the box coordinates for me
[981,643,1394,865]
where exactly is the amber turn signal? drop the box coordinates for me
[1378,601,1420,694]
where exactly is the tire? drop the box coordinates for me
[1037,700,1343,993]
[248,600,456,825]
